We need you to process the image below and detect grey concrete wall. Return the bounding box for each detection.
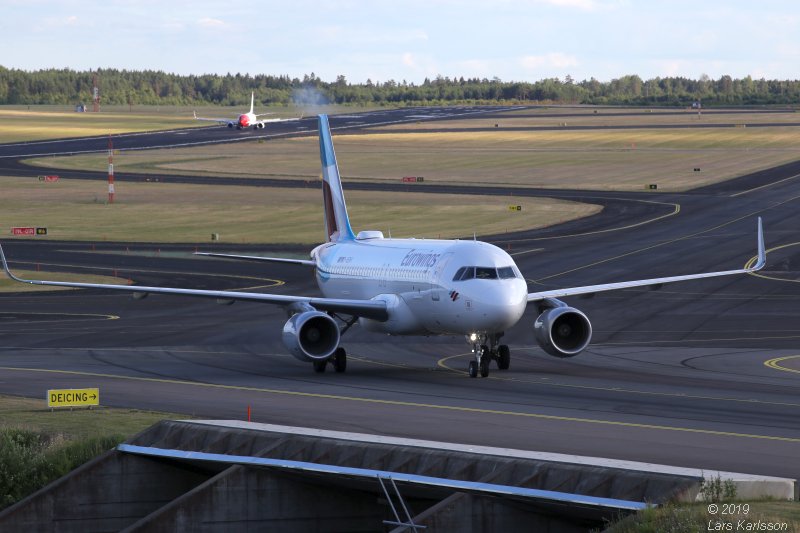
[0,420,728,531]
[123,465,391,533]
[0,449,209,532]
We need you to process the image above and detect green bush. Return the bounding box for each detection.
[0,428,123,509]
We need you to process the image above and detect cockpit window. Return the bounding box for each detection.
[475,267,498,279]
[454,266,520,281]
[459,267,475,280]
[498,266,517,279]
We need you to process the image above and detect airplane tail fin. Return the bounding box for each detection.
[249,92,255,114]
[318,115,355,242]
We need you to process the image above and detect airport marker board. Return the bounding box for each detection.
[47,388,99,408]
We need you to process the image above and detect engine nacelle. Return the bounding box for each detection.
[255,123,265,129]
[534,306,592,358]
[282,311,340,362]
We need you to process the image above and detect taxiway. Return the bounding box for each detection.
[0,106,799,479]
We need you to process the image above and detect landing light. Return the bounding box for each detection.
[469,333,478,342]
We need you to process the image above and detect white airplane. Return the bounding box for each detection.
[192,92,300,130]
[0,115,766,378]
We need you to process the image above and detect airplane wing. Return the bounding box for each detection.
[527,218,766,302]
[194,252,316,267]
[192,110,234,125]
[0,245,387,321]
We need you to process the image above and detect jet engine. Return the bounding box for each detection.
[282,311,340,362]
[534,306,592,358]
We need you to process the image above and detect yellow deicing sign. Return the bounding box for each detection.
[47,388,99,408]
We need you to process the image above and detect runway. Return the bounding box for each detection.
[1,106,799,479]
[0,105,522,159]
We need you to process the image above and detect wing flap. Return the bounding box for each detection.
[0,245,387,321]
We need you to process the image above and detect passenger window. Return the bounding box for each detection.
[475,267,497,279]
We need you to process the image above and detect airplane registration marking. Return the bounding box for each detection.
[1,366,798,443]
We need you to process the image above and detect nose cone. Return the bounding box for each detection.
[468,279,527,332]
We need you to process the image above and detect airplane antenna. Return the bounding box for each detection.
[473,232,477,241]
[388,227,392,238]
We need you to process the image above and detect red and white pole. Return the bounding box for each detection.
[107,134,115,203]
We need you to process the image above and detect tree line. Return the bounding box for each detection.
[0,66,798,107]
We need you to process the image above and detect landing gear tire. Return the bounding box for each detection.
[332,347,347,373]
[497,345,510,370]
[312,360,327,373]
[479,359,490,378]
[468,360,478,378]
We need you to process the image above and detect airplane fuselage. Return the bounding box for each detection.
[312,235,528,336]
[237,112,256,128]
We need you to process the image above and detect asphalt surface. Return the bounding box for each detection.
[0,105,522,159]
[1,106,800,480]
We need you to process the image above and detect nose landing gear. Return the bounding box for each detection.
[466,333,510,378]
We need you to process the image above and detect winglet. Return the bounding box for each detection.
[193,110,197,119]
[750,217,766,271]
[0,244,29,284]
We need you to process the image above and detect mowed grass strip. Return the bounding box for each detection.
[0,104,369,143]
[27,126,800,191]
[0,394,177,442]
[0,177,598,244]
[0,108,205,142]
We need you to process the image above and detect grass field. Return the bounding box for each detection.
[26,117,800,192]
[0,394,177,440]
[0,176,599,244]
[0,107,205,142]
[0,394,181,509]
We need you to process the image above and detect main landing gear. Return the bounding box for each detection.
[312,313,357,374]
[313,347,347,373]
[466,333,510,378]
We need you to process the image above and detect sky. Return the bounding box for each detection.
[2,0,799,84]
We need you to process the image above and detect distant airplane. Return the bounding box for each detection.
[0,115,766,378]
[193,92,301,130]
